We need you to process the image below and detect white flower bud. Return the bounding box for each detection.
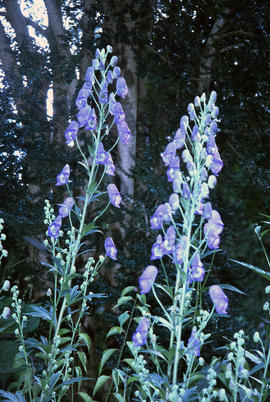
[2,306,10,319]
[2,280,10,291]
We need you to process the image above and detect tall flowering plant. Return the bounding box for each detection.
[0,46,131,401]
[100,91,233,401]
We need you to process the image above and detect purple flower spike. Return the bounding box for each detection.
[111,102,126,124]
[59,197,74,218]
[161,142,176,166]
[65,121,79,146]
[209,285,228,315]
[190,253,205,282]
[180,115,189,133]
[132,317,150,347]
[77,105,91,127]
[96,142,108,165]
[48,215,62,239]
[116,77,128,98]
[151,234,164,260]
[107,183,122,208]
[56,164,70,186]
[187,329,201,356]
[139,265,158,294]
[104,237,117,260]
[85,108,97,131]
[173,129,186,149]
[117,121,131,144]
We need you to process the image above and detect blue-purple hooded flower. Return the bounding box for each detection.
[139,265,158,294]
[189,253,205,282]
[132,317,150,347]
[116,77,128,98]
[173,129,185,149]
[161,143,176,166]
[174,235,187,264]
[56,164,70,186]
[104,237,117,260]
[107,183,122,208]
[96,142,108,165]
[77,105,91,127]
[65,121,79,146]
[76,88,91,110]
[111,102,125,124]
[187,329,201,356]
[58,197,74,218]
[209,285,228,315]
[48,215,62,239]
[117,121,131,144]
[85,108,97,131]
[151,234,164,260]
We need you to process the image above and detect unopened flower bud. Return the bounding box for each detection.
[2,306,10,319]
[2,280,10,291]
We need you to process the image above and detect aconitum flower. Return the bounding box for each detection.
[180,115,189,133]
[85,66,95,84]
[132,317,150,347]
[85,108,97,131]
[207,136,218,156]
[173,171,183,193]
[182,181,191,200]
[187,329,200,356]
[174,235,187,264]
[116,77,128,98]
[210,121,218,135]
[117,121,131,144]
[192,124,200,142]
[106,70,113,85]
[110,55,118,67]
[2,306,10,320]
[76,88,91,110]
[209,285,228,315]
[211,106,219,119]
[162,225,176,254]
[112,66,121,79]
[161,142,176,166]
[173,129,186,149]
[204,210,224,249]
[150,204,166,230]
[92,58,100,70]
[208,175,217,189]
[139,265,158,294]
[111,102,125,124]
[203,202,212,220]
[189,253,205,282]
[167,156,180,182]
[211,153,223,176]
[77,105,91,127]
[207,90,217,111]
[58,197,74,218]
[56,164,70,186]
[187,103,196,120]
[105,154,115,176]
[194,96,200,107]
[48,215,62,239]
[107,183,122,208]
[65,121,79,146]
[104,237,117,260]
[169,193,179,211]
[99,83,108,104]
[151,234,164,260]
[96,143,108,165]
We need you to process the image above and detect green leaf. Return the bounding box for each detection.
[113,393,125,402]
[79,332,91,352]
[106,326,124,339]
[78,351,87,373]
[121,286,136,297]
[99,348,117,375]
[118,311,130,327]
[229,258,270,281]
[81,223,100,238]
[218,283,247,296]
[93,375,110,396]
[113,296,133,310]
[78,392,97,402]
